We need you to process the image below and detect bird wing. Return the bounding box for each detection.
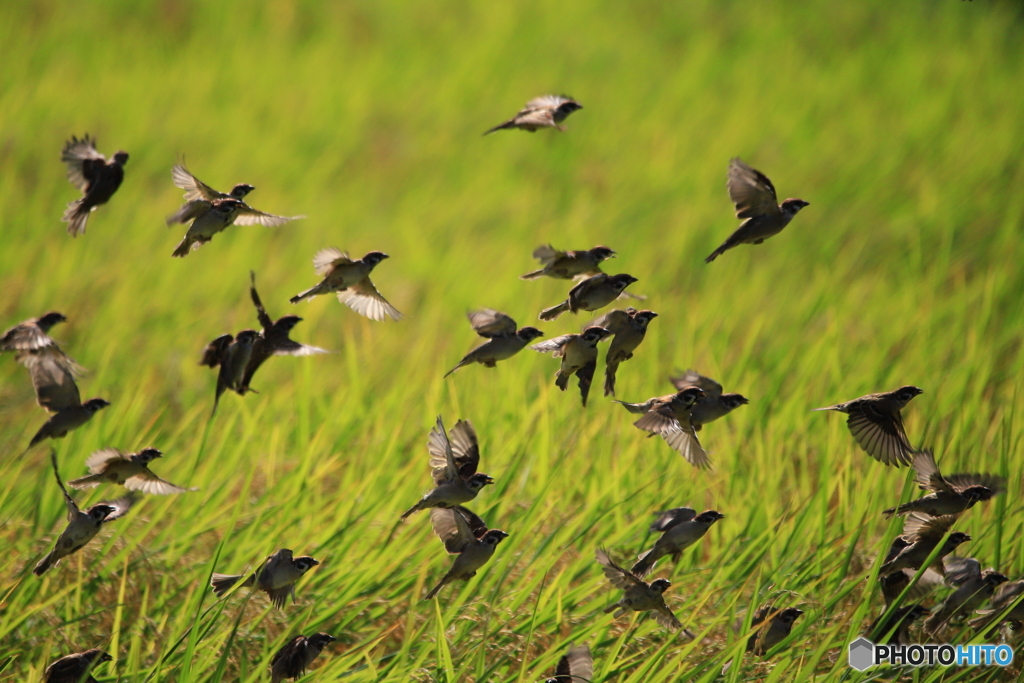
[101,495,135,521]
[231,205,301,227]
[653,604,683,630]
[530,335,574,355]
[271,339,329,357]
[125,470,192,495]
[846,403,913,466]
[911,449,951,492]
[650,507,698,532]
[727,158,780,219]
[661,426,710,469]
[564,643,593,682]
[249,271,275,330]
[62,136,105,191]
[199,334,233,368]
[944,471,1007,495]
[568,273,607,300]
[448,419,481,478]
[313,248,349,275]
[84,448,129,474]
[943,557,982,586]
[337,278,402,321]
[24,348,81,411]
[524,95,572,110]
[2,322,55,352]
[595,548,641,590]
[430,505,480,553]
[531,243,565,267]
[50,449,80,521]
[902,512,957,542]
[166,199,213,226]
[270,635,305,671]
[171,164,224,201]
[669,369,723,398]
[467,309,517,338]
[427,415,461,484]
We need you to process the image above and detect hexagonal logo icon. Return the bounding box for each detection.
[848,637,875,671]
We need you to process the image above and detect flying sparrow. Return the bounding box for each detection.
[968,579,1024,633]
[424,505,509,600]
[199,330,259,416]
[880,512,971,575]
[531,326,612,406]
[746,605,804,656]
[813,385,923,467]
[270,633,336,683]
[923,558,1008,633]
[44,649,113,683]
[520,244,615,280]
[539,273,638,321]
[591,308,657,396]
[878,563,943,608]
[401,416,494,519]
[167,164,302,257]
[210,548,319,609]
[617,386,709,468]
[444,309,543,378]
[883,449,1004,518]
[544,642,593,683]
[2,312,69,354]
[68,447,195,494]
[705,158,809,263]
[34,450,131,576]
[240,271,329,394]
[60,135,128,237]
[19,347,109,454]
[289,249,401,321]
[596,548,682,630]
[869,604,930,645]
[668,370,750,427]
[631,508,724,577]
[484,95,583,134]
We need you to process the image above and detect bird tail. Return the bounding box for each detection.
[443,359,467,379]
[483,119,515,136]
[33,551,56,576]
[424,574,449,600]
[520,268,545,280]
[602,603,618,614]
[604,362,619,397]
[555,371,569,391]
[289,284,324,304]
[881,505,904,519]
[631,550,655,577]
[539,301,569,321]
[172,237,195,258]
[613,400,646,415]
[62,200,90,237]
[210,573,244,597]
[400,502,423,519]
[68,473,104,489]
[811,405,838,412]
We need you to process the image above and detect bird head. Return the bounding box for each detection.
[632,310,658,329]
[557,99,583,115]
[778,608,805,626]
[236,329,260,345]
[962,485,995,504]
[481,529,509,546]
[466,473,495,491]
[230,183,255,199]
[947,532,972,548]
[83,398,112,412]
[722,393,751,409]
[590,245,615,261]
[293,556,320,573]
[894,386,924,404]
[676,386,706,408]
[780,198,809,216]
[984,571,1010,588]
[82,649,114,665]
[362,251,390,265]
[650,578,672,593]
[517,326,545,342]
[38,312,69,330]
[88,504,118,521]
[580,326,612,344]
[696,510,725,525]
[275,315,303,332]
[113,151,130,165]
[608,274,638,291]
[309,633,337,648]
[136,448,163,463]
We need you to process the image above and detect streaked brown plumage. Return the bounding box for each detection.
[68,447,195,495]
[289,249,401,321]
[880,512,971,575]
[668,370,750,426]
[924,558,1008,633]
[401,416,493,519]
[61,135,128,237]
[596,548,682,630]
[270,633,336,683]
[617,387,709,468]
[485,95,583,134]
[592,308,657,396]
[1,312,68,354]
[521,244,615,280]
[631,509,724,577]
[44,649,113,683]
[883,449,1005,518]
[424,505,508,600]
[813,385,923,467]
[19,347,109,454]
[531,326,612,406]
[968,579,1024,633]
[545,643,593,683]
[199,329,259,416]
[539,273,638,321]
[210,548,319,609]
[705,158,809,263]
[746,606,804,656]
[444,309,543,377]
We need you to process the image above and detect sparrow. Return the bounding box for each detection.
[484,95,583,134]
[60,134,128,237]
[813,385,923,467]
[617,386,709,468]
[521,245,615,280]
[401,416,494,518]
[539,273,638,321]
[289,249,401,321]
[631,508,725,577]
[668,370,750,426]
[44,649,113,683]
[869,604,930,645]
[270,633,336,683]
[878,564,943,607]
[544,642,593,683]
[882,449,1005,518]
[591,308,658,396]
[240,271,329,394]
[167,164,302,257]
[424,505,509,600]
[530,326,613,406]
[210,548,319,609]
[1,312,68,354]
[596,548,682,630]
[20,347,109,454]
[923,558,1008,633]
[443,309,543,378]
[199,329,259,416]
[879,512,971,575]
[746,606,804,656]
[704,158,809,263]
[968,579,1024,633]
[35,450,131,576]
[68,447,195,494]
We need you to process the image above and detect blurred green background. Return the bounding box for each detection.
[1,1,1022,681]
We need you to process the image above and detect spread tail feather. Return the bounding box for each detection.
[539,301,569,321]
[520,268,545,280]
[68,474,104,489]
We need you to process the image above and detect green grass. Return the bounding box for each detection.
[2,0,1023,681]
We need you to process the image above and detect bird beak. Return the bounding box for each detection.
[484,476,495,485]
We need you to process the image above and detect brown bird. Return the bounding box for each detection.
[869,604,930,645]
[631,508,724,577]
[521,244,615,280]
[60,135,128,237]
[883,449,1005,518]
[924,558,1008,633]
[44,649,113,683]
[289,249,401,321]
[531,326,612,406]
[167,164,302,257]
[596,548,682,630]
[270,633,336,683]
[400,416,494,519]
[545,643,593,683]
[968,579,1024,633]
[68,447,195,495]
[539,273,638,321]
[211,548,319,609]
[617,387,709,468]
[668,370,750,426]
[705,158,809,263]
[485,95,583,134]
[35,450,131,576]
[746,606,804,656]
[813,386,923,467]
[240,271,329,394]
[878,564,943,608]
[1,312,68,354]
[444,309,544,378]
[20,347,109,454]
[424,505,509,600]
[591,308,658,396]
[199,329,259,416]
[880,513,971,575]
